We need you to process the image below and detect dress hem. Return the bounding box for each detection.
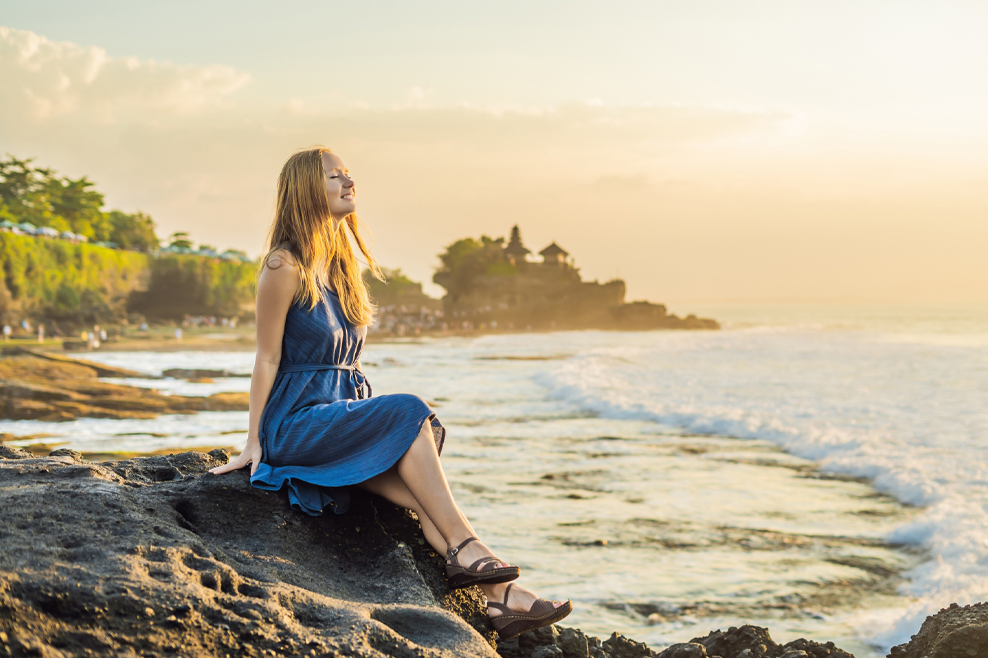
[250,414,445,517]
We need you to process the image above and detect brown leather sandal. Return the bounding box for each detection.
[445,537,520,589]
[488,583,574,639]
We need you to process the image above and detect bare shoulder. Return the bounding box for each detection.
[259,249,300,295]
[265,248,298,272]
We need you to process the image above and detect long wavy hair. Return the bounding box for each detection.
[262,147,383,327]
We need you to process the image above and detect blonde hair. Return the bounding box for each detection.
[262,147,384,326]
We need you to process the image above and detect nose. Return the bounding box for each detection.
[342,173,354,187]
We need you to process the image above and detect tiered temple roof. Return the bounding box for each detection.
[503,226,569,266]
[504,225,531,263]
[538,242,568,265]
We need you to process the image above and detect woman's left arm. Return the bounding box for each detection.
[209,251,299,475]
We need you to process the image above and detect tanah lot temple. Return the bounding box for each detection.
[433,225,719,331]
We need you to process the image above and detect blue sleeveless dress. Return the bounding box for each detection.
[250,284,445,516]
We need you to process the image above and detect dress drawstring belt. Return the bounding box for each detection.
[278,364,372,399]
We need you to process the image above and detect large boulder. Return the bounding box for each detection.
[888,602,988,658]
[0,450,495,658]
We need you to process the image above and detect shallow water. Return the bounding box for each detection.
[6,304,987,655]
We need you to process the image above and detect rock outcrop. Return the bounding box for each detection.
[887,602,988,658]
[495,622,855,658]
[0,355,248,422]
[4,448,979,658]
[0,449,494,657]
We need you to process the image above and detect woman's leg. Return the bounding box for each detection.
[393,420,566,616]
[356,466,445,554]
[358,464,566,618]
[392,419,486,552]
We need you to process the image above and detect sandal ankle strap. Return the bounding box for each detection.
[487,584,514,614]
[446,536,478,562]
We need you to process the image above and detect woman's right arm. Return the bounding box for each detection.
[209,251,299,476]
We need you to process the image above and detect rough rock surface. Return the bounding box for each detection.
[887,602,988,658]
[162,369,250,380]
[6,348,144,379]
[5,448,975,658]
[0,450,494,657]
[0,355,248,422]
[495,623,855,658]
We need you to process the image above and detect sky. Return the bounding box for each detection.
[1,1,987,304]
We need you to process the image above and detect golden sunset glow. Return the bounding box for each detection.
[2,1,986,303]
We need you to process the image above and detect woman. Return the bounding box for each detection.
[209,147,572,639]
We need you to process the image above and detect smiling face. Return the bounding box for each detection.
[321,151,356,225]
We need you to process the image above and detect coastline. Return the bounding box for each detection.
[3,323,986,654]
[5,320,724,355]
[0,345,928,655]
[0,448,979,657]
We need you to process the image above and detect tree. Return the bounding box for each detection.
[106,210,158,252]
[432,235,510,304]
[43,175,105,240]
[168,232,194,250]
[0,156,54,227]
[127,255,255,320]
[0,155,160,247]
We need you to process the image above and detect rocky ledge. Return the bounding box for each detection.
[0,353,248,422]
[0,447,982,658]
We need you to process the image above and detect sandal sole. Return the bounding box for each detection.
[447,567,520,590]
[494,600,574,640]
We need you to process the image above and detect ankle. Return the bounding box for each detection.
[445,533,477,553]
[481,582,506,600]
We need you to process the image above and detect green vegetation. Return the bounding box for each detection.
[0,155,257,327]
[0,156,158,251]
[167,231,194,250]
[366,268,412,304]
[432,236,517,306]
[365,267,439,308]
[0,232,149,324]
[0,234,257,326]
[127,255,256,320]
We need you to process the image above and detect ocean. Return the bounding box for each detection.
[5,303,986,656]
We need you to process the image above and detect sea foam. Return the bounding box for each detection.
[533,327,988,650]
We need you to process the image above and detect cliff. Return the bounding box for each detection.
[0,233,255,327]
[0,233,148,326]
[0,448,979,658]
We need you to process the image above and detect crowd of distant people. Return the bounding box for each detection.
[0,315,246,348]
[1,319,115,347]
[369,304,447,336]
[2,302,526,349]
[181,315,239,329]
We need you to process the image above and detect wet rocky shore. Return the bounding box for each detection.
[0,448,981,658]
[0,351,248,423]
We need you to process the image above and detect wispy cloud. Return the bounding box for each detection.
[0,25,249,122]
[2,24,984,303]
